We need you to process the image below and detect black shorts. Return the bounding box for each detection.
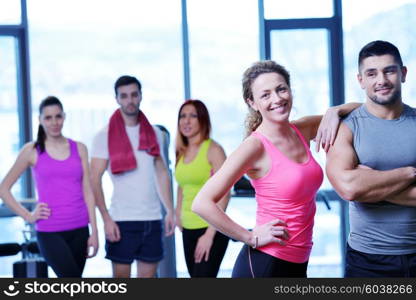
[345,243,416,277]
[105,220,163,264]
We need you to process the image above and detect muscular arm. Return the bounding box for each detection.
[326,123,416,202]
[387,185,416,207]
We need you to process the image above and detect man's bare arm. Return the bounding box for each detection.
[326,123,416,202]
[385,185,416,206]
[90,158,110,221]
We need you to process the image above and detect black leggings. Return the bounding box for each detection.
[232,244,308,278]
[36,226,89,278]
[182,228,229,277]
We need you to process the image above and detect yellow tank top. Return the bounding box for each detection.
[175,139,212,229]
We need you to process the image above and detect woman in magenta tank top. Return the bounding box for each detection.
[0,96,98,277]
[192,61,360,277]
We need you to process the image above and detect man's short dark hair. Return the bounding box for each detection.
[358,40,403,70]
[114,75,142,96]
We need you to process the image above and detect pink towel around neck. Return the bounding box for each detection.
[108,109,160,174]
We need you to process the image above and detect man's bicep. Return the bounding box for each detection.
[326,123,358,178]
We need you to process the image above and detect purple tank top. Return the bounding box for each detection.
[32,139,89,232]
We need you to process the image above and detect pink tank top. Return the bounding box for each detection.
[250,124,323,263]
[32,139,89,232]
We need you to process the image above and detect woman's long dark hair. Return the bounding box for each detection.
[34,96,64,153]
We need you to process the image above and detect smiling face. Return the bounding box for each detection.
[39,104,65,138]
[178,104,201,140]
[247,72,292,123]
[358,54,407,106]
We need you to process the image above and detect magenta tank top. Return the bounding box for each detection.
[32,139,89,232]
[250,124,323,263]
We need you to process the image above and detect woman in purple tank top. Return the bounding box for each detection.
[192,61,361,278]
[0,96,98,277]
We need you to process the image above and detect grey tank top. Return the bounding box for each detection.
[343,104,416,255]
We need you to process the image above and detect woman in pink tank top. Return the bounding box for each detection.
[192,61,360,277]
[0,96,98,277]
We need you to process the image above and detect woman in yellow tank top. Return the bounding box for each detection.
[174,99,230,277]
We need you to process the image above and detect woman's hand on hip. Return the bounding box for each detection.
[251,219,289,248]
[28,202,50,223]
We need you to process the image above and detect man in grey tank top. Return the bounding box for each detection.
[326,40,416,277]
